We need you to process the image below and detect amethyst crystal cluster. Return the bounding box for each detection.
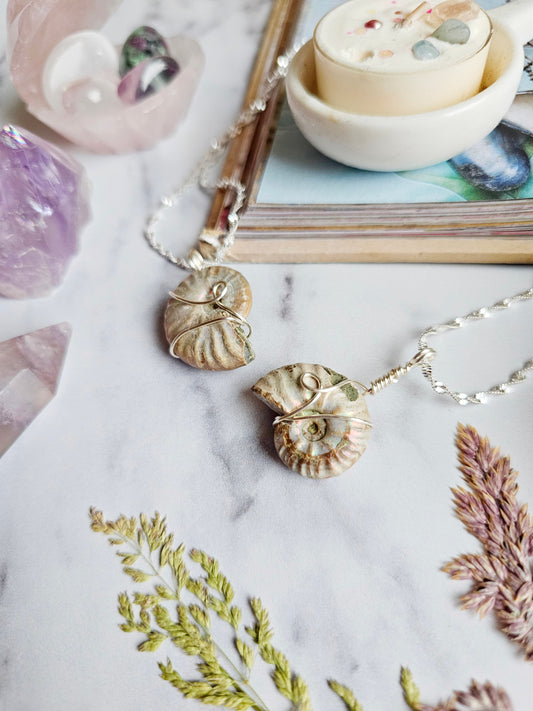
[0,125,90,298]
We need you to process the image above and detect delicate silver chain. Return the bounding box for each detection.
[418,287,533,405]
[144,52,296,272]
[143,49,532,408]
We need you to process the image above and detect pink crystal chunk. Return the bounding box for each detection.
[0,323,71,457]
[0,125,90,299]
[7,0,205,153]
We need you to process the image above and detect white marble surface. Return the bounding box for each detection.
[1,2,533,710]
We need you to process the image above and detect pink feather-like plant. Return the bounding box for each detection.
[443,424,533,662]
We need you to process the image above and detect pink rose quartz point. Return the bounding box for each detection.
[0,322,71,457]
[0,125,90,299]
[7,0,205,153]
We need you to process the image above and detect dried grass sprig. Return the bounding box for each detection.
[90,508,313,711]
[91,508,513,710]
[443,424,533,661]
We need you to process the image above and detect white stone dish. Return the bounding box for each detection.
[286,0,533,171]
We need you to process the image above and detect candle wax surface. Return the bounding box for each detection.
[314,0,492,73]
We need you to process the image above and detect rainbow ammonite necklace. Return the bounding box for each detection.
[144,53,298,372]
[250,289,532,478]
[144,53,532,479]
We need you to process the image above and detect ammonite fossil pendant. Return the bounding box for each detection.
[164,266,254,371]
[252,362,372,478]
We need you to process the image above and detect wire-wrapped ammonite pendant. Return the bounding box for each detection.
[164,266,254,370]
[252,363,372,478]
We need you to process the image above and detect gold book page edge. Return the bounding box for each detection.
[229,234,533,264]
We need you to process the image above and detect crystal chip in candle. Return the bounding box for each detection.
[0,323,71,457]
[0,125,90,298]
[412,39,440,60]
[119,26,170,77]
[433,18,471,44]
[62,74,121,114]
[42,30,118,112]
[432,0,480,23]
[118,56,180,104]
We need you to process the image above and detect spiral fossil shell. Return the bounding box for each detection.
[252,363,371,479]
[164,266,254,371]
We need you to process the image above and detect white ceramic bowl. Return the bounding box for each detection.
[286,1,533,171]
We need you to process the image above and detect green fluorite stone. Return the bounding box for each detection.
[119,26,169,77]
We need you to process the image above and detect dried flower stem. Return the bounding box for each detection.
[443,424,533,661]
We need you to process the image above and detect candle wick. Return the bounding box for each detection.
[401,1,432,27]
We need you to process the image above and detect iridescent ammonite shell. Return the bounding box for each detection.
[252,362,372,478]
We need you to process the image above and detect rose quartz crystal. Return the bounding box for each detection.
[0,323,71,457]
[7,0,205,153]
[0,125,90,299]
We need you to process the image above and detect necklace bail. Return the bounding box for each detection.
[410,347,436,367]
[186,248,206,271]
[367,347,436,396]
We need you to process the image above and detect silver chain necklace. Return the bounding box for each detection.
[144,49,532,476]
[252,287,532,478]
[418,288,533,405]
[144,52,294,371]
[144,51,293,271]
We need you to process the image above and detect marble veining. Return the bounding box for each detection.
[0,562,7,598]
[279,273,294,320]
[0,1,532,710]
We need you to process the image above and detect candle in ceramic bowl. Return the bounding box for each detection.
[313,0,493,115]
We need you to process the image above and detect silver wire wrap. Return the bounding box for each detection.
[273,372,373,429]
[167,280,252,359]
[144,50,300,272]
[366,347,436,395]
[417,287,533,405]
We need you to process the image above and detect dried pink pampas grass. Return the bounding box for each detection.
[401,668,514,711]
[420,679,513,711]
[443,424,533,661]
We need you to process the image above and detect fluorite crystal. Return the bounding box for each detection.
[118,56,180,104]
[0,125,90,298]
[119,26,169,77]
[0,323,71,457]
